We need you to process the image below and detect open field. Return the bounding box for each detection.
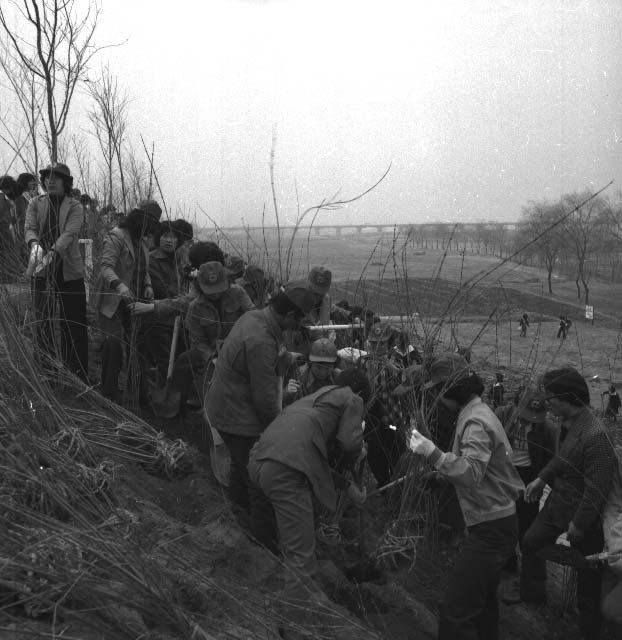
[216,230,622,319]
[215,230,622,389]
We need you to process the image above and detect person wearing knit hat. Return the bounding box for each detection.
[497,387,559,603]
[408,358,523,639]
[520,367,618,638]
[24,162,89,380]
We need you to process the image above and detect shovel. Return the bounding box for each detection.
[203,409,231,487]
[151,316,182,418]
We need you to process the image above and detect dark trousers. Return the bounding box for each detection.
[218,430,275,550]
[438,514,518,640]
[99,309,147,405]
[32,273,88,380]
[364,417,406,487]
[522,505,603,639]
[512,466,545,583]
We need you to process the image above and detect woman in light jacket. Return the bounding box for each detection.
[92,207,160,401]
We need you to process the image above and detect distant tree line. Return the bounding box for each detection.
[407,190,622,305]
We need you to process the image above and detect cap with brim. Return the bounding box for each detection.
[197,262,229,295]
[40,162,72,179]
[423,353,471,390]
[517,387,547,423]
[283,280,316,315]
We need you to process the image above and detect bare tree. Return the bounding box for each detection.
[86,64,129,211]
[561,191,608,305]
[0,50,44,172]
[520,200,565,294]
[0,0,108,163]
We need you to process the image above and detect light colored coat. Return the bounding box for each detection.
[92,227,151,318]
[429,396,525,527]
[24,195,85,281]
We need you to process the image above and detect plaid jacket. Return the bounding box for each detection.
[539,407,617,531]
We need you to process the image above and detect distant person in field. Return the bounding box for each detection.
[24,163,89,380]
[557,315,568,339]
[519,313,529,337]
[603,385,621,422]
[489,372,505,409]
[522,367,617,638]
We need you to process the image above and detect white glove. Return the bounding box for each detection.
[33,250,55,275]
[25,242,45,277]
[408,429,435,458]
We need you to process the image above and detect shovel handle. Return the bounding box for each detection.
[166,316,181,382]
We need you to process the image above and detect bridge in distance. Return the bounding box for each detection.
[207,221,519,237]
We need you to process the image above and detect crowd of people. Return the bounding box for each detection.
[2,162,622,640]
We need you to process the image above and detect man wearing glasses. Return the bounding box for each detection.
[521,367,617,640]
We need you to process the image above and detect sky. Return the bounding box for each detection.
[5,0,622,227]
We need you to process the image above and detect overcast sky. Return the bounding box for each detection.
[8,0,622,227]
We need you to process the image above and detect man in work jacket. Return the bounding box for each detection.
[408,353,524,640]
[25,163,89,380]
[248,369,369,605]
[523,367,617,640]
[205,281,316,524]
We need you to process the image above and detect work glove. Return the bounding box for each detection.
[347,482,367,506]
[33,250,55,276]
[567,522,585,545]
[408,429,435,458]
[25,242,45,277]
[143,284,154,301]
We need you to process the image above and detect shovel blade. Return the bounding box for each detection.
[151,384,182,418]
[210,444,231,487]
